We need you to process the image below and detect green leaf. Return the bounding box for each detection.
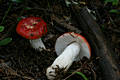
[75,72,88,80]
[112,0,119,6]
[24,7,32,10]
[104,0,114,3]
[104,0,119,6]
[0,26,5,32]
[17,17,22,21]
[101,25,105,31]
[109,9,119,13]
[0,38,12,46]
[11,0,24,3]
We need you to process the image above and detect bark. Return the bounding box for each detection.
[71,6,120,80]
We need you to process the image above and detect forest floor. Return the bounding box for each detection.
[0,0,120,80]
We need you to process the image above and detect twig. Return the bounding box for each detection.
[1,3,13,25]
[91,67,96,80]
[0,63,19,76]
[51,15,82,34]
[27,7,52,12]
[63,61,88,80]
[63,67,82,80]
[87,61,97,80]
[0,63,34,80]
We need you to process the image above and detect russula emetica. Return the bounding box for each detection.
[16,17,47,51]
[46,32,91,80]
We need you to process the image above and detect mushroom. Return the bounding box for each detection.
[46,32,91,80]
[16,17,47,51]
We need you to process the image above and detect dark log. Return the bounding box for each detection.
[71,6,120,80]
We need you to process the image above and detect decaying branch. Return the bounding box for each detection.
[51,15,82,34]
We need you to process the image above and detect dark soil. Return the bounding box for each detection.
[0,0,120,80]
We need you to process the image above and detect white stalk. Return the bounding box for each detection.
[29,38,46,51]
[46,42,80,80]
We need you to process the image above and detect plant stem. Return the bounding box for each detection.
[75,72,88,80]
[1,2,13,25]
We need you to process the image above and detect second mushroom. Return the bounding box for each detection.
[46,32,91,80]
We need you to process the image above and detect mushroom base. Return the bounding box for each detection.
[30,38,46,51]
[46,42,80,80]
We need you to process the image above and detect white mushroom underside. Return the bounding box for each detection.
[46,42,80,80]
[29,38,46,51]
[55,32,91,61]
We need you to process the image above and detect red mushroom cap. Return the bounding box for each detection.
[16,17,47,39]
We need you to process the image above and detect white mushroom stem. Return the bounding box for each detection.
[46,42,80,80]
[29,38,46,51]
